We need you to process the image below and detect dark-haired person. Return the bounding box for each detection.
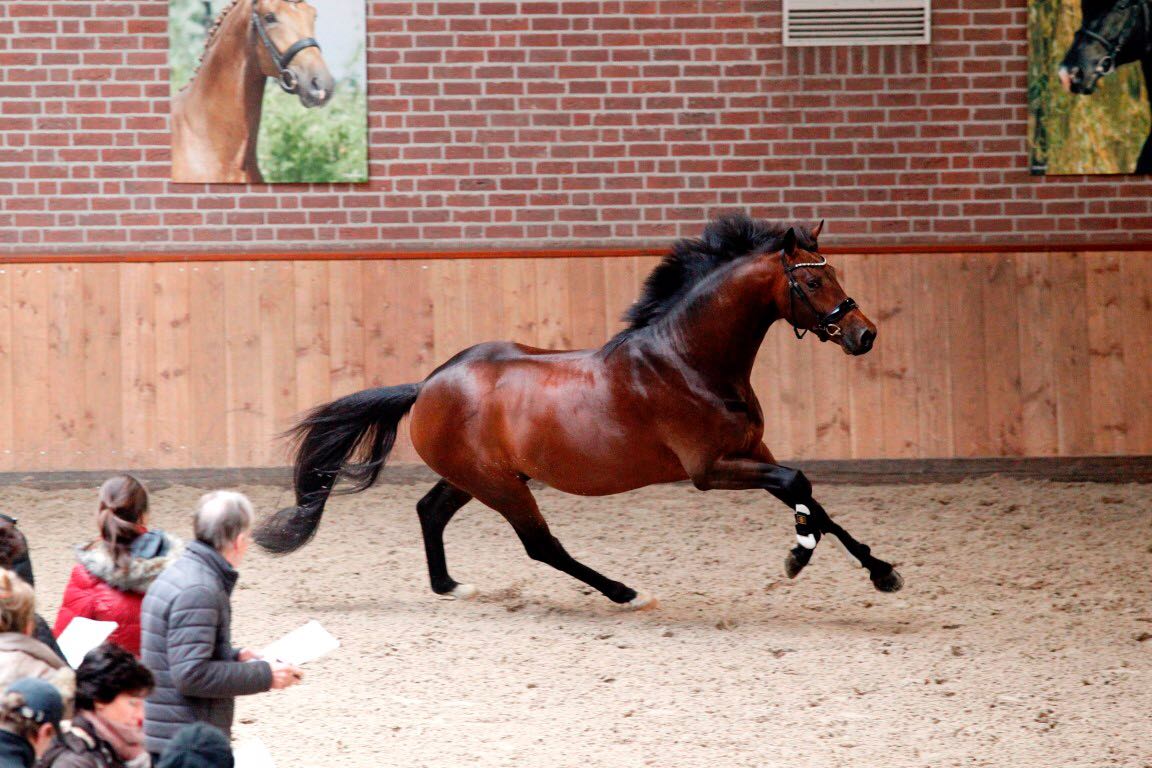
[38,643,153,768]
[54,475,182,657]
[156,723,232,768]
[0,521,65,662]
[0,678,64,767]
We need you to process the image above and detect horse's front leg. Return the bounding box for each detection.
[697,457,903,593]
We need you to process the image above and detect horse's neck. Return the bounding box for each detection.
[659,259,781,384]
[180,7,265,166]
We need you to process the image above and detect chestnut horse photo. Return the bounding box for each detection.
[171,0,334,183]
[256,214,903,608]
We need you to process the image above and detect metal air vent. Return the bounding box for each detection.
[783,0,931,46]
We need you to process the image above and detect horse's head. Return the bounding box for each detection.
[774,223,877,356]
[1059,0,1149,94]
[251,0,334,108]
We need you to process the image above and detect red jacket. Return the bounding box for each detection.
[53,534,181,657]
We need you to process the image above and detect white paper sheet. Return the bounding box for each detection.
[56,617,118,669]
[260,620,339,666]
[233,736,278,768]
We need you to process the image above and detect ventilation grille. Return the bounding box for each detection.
[783,0,931,46]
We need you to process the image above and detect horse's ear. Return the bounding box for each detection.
[811,219,824,240]
[781,227,797,256]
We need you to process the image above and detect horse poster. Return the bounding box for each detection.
[1028,0,1152,174]
[169,0,368,183]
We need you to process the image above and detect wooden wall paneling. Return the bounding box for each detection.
[981,254,1024,456]
[153,265,191,468]
[1014,253,1058,455]
[500,258,541,346]
[772,305,817,459]
[292,262,332,417]
[258,263,299,466]
[875,253,919,457]
[0,269,12,471]
[119,264,157,468]
[379,260,433,462]
[1084,252,1128,453]
[187,264,227,467]
[47,265,84,468]
[947,254,991,456]
[222,264,263,467]
[1049,252,1094,454]
[9,268,52,470]
[1120,254,1152,451]
[430,260,471,365]
[465,259,503,347]
[910,254,955,457]
[601,256,641,339]
[82,265,123,469]
[846,253,886,459]
[566,258,607,348]
[534,258,573,350]
[327,261,366,400]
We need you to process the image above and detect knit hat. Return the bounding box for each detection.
[4,678,64,730]
[156,723,234,768]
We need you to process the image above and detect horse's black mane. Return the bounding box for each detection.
[621,213,818,332]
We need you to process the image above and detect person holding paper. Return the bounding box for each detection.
[140,492,301,759]
[0,571,74,709]
[54,475,183,657]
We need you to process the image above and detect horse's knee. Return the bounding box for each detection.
[522,535,565,564]
[780,467,812,502]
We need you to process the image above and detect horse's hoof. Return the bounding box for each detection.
[784,551,807,579]
[871,569,904,593]
[624,591,659,611]
[447,583,478,600]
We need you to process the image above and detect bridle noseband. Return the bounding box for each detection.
[1074,0,1152,75]
[251,0,321,93]
[781,250,858,341]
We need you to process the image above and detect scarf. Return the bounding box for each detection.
[80,710,147,763]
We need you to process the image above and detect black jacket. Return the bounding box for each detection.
[37,715,125,768]
[0,729,34,768]
[140,542,271,755]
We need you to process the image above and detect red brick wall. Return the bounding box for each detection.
[2,0,1150,252]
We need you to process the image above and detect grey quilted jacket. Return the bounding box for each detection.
[140,541,272,755]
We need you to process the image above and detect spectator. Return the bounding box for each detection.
[54,475,182,656]
[0,678,64,767]
[155,724,232,768]
[0,571,73,706]
[0,518,65,662]
[141,491,301,758]
[38,643,153,768]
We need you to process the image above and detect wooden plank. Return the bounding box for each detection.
[910,253,954,457]
[601,256,640,340]
[187,264,227,467]
[500,259,540,345]
[9,267,50,470]
[258,263,299,466]
[464,259,502,347]
[223,263,263,467]
[82,265,123,469]
[430,260,471,364]
[566,258,607,348]
[1014,253,1058,456]
[0,268,11,471]
[534,258,572,350]
[980,253,1024,456]
[1084,252,1127,454]
[376,260,433,463]
[1120,254,1152,452]
[328,261,366,400]
[874,253,919,457]
[119,264,157,468]
[153,264,191,468]
[846,253,885,459]
[1050,252,1093,454]
[946,254,990,457]
[293,262,331,415]
[45,265,85,468]
[808,255,853,459]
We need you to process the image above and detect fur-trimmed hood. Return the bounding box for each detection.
[76,533,184,594]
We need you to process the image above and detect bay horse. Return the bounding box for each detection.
[1059,0,1152,172]
[255,214,903,608]
[171,0,334,183]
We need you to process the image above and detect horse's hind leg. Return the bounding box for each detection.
[475,479,653,609]
[416,479,476,599]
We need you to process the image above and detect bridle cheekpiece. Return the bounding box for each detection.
[780,250,858,341]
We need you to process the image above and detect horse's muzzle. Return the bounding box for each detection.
[1058,65,1098,95]
[295,71,335,108]
[842,325,876,356]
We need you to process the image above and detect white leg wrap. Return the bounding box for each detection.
[794,504,817,549]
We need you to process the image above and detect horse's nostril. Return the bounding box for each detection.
[858,329,875,353]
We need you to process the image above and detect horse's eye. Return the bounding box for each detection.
[806,279,821,290]
[264,13,277,23]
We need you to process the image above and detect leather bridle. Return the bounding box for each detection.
[251,0,321,93]
[780,250,858,340]
[1074,0,1152,76]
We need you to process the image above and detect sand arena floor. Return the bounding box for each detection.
[10,476,1151,768]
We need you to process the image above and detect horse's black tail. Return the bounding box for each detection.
[254,383,420,554]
